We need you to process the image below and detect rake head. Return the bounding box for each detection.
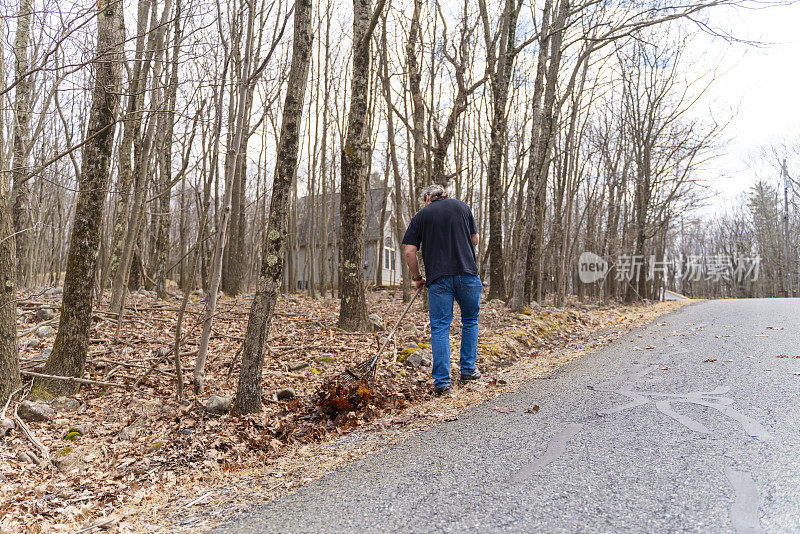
[343,354,378,383]
[341,286,423,384]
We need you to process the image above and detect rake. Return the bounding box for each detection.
[343,286,424,383]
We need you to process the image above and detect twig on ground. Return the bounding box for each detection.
[72,512,126,533]
[17,317,58,338]
[184,491,213,508]
[1,386,24,419]
[20,371,164,398]
[135,350,197,387]
[13,405,50,466]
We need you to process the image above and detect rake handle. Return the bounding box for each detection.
[371,285,424,365]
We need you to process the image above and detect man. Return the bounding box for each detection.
[402,184,482,396]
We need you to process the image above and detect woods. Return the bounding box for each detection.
[2,0,799,530]
[0,0,797,402]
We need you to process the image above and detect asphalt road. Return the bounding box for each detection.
[213,299,800,533]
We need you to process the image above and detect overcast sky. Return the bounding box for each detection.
[697,2,800,214]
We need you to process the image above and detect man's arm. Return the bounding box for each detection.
[404,244,426,288]
[471,233,479,247]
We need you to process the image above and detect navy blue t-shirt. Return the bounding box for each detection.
[402,198,479,286]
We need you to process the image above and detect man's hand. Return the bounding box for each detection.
[405,244,426,289]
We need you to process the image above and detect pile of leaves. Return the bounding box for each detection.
[231,377,424,458]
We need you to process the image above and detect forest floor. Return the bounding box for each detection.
[0,288,688,533]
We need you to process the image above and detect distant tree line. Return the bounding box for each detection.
[0,0,769,408]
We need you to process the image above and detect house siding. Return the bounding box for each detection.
[285,189,406,290]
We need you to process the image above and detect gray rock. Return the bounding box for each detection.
[403,342,419,351]
[44,287,63,297]
[35,308,56,321]
[368,313,384,331]
[1,417,14,437]
[18,400,55,422]
[16,451,36,464]
[51,396,80,412]
[26,338,41,349]
[288,361,309,371]
[40,348,52,360]
[54,453,80,473]
[276,388,296,401]
[34,325,54,338]
[403,349,430,369]
[205,395,232,415]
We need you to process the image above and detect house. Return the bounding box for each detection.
[285,186,406,290]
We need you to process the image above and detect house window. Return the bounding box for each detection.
[384,238,394,270]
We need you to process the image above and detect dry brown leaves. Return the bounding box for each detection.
[0,289,687,532]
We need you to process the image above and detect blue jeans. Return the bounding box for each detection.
[427,274,482,389]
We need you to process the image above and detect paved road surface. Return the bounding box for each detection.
[214,299,800,533]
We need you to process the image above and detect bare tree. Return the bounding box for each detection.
[235,0,314,414]
[478,0,520,301]
[194,0,257,393]
[379,15,411,301]
[11,0,32,286]
[508,0,554,311]
[337,0,387,330]
[34,0,125,398]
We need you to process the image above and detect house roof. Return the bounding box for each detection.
[295,187,392,246]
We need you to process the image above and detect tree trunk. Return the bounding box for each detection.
[0,14,23,399]
[376,158,389,287]
[34,0,124,398]
[479,0,520,301]
[103,0,152,293]
[0,180,19,404]
[11,0,32,287]
[318,6,331,298]
[380,19,411,301]
[508,0,552,311]
[407,0,425,198]
[338,0,387,330]
[234,0,313,414]
[110,0,170,310]
[194,0,255,393]
[152,0,183,299]
[222,81,253,296]
[528,0,569,304]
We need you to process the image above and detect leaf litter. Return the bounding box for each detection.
[1,290,686,532]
